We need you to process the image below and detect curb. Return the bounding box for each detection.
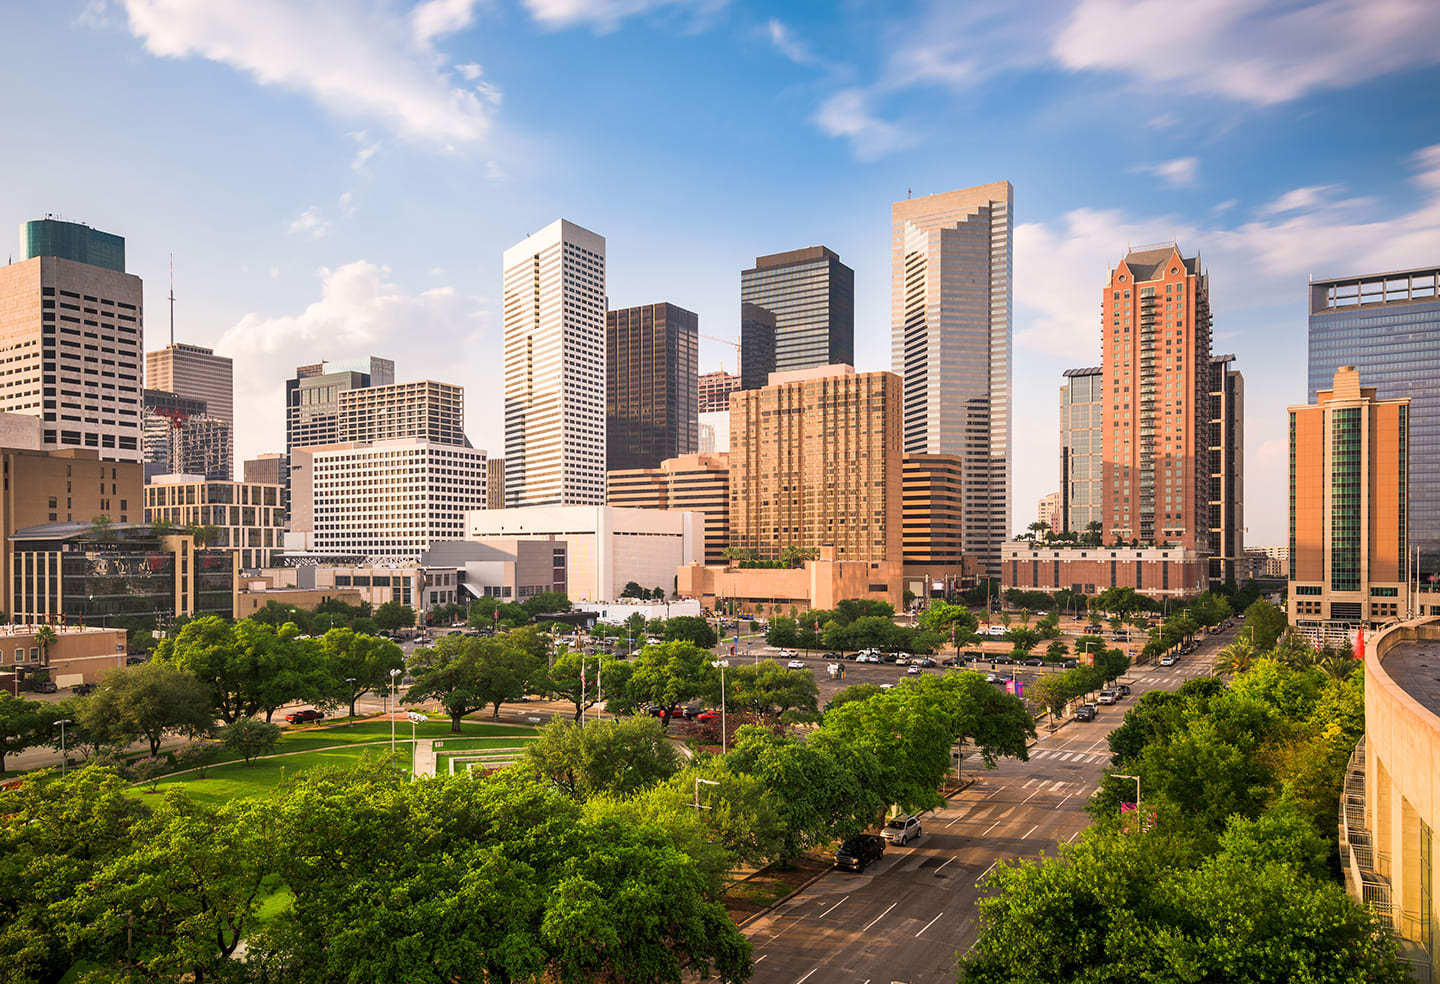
[736,860,834,928]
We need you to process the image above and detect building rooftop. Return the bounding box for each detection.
[1063,366,1103,377]
[1378,641,1440,717]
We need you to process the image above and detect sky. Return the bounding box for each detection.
[3,0,1440,547]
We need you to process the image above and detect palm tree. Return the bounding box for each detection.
[1318,648,1359,680]
[1025,521,1048,542]
[1084,520,1103,547]
[1271,628,1316,669]
[34,624,57,665]
[1214,628,1256,676]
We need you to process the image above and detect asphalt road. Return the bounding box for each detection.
[737,624,1234,984]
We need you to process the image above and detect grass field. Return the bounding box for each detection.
[431,735,539,751]
[136,743,415,808]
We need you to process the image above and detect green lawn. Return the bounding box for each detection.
[135,743,415,808]
[431,735,538,751]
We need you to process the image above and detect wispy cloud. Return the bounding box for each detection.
[109,0,496,144]
[1127,156,1200,189]
[349,131,382,173]
[766,18,818,67]
[1257,184,1343,215]
[522,0,725,34]
[812,88,913,161]
[287,206,330,238]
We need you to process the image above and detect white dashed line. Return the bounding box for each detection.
[860,902,897,933]
[818,895,848,918]
[1023,824,1039,838]
[915,911,945,937]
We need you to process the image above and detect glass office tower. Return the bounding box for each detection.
[741,247,854,376]
[1309,266,1440,576]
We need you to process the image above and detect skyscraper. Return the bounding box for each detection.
[503,219,607,507]
[891,183,1013,576]
[606,302,699,471]
[1100,244,1213,551]
[741,247,854,375]
[1308,265,1440,576]
[339,380,468,446]
[1289,366,1409,631]
[0,218,143,460]
[1208,354,1245,584]
[147,343,234,478]
[285,357,394,452]
[698,370,740,413]
[142,389,231,481]
[1060,366,1103,534]
[739,302,777,391]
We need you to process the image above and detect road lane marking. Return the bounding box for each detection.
[1057,752,1073,761]
[1050,780,1066,791]
[976,859,998,885]
[1023,777,1038,787]
[1058,792,1077,809]
[1067,830,1081,842]
[1021,786,1046,804]
[981,808,1015,835]
[936,855,958,872]
[818,895,848,918]
[795,968,819,983]
[860,901,897,933]
[915,911,945,937]
[1022,824,1039,838]
[755,955,766,963]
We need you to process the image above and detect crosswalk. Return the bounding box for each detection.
[1027,747,1110,764]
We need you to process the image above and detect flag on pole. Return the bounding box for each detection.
[1353,625,1365,661]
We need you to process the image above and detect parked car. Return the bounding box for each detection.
[1060,659,1079,669]
[1023,657,1045,667]
[906,665,922,675]
[35,680,58,693]
[916,657,937,668]
[986,673,1003,684]
[72,682,96,696]
[986,625,1007,637]
[822,652,841,660]
[1074,703,1098,722]
[695,710,720,723]
[1117,683,1132,696]
[786,659,808,670]
[1097,689,1118,705]
[777,649,797,658]
[882,814,924,845]
[991,654,1013,665]
[284,709,325,724]
[964,650,985,661]
[1114,632,1129,642]
[894,656,910,665]
[834,834,886,872]
[1160,654,1177,667]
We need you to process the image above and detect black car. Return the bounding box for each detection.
[1075,703,1097,722]
[834,834,886,872]
[916,657,937,668]
[991,654,1013,665]
[1060,659,1079,669]
[72,682,96,696]
[1117,683,1132,696]
[35,680,58,693]
[1023,657,1045,667]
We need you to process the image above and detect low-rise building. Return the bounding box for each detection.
[0,625,127,687]
[245,562,459,612]
[143,474,285,570]
[465,505,701,602]
[233,585,368,620]
[423,540,567,602]
[608,453,730,565]
[677,546,903,614]
[999,541,1209,600]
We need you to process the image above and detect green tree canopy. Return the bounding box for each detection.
[544,649,634,721]
[78,661,215,756]
[373,600,417,631]
[518,716,682,800]
[405,633,542,730]
[623,641,716,726]
[663,614,718,649]
[0,692,49,772]
[727,659,820,721]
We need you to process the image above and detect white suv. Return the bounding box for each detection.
[882,814,923,845]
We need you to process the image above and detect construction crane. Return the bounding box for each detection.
[700,334,740,376]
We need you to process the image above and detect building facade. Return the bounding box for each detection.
[0,219,144,461]
[891,183,1013,576]
[244,562,461,613]
[142,389,231,481]
[679,547,904,614]
[699,370,740,413]
[999,541,1209,600]
[1209,354,1245,584]
[145,343,233,476]
[0,625,127,687]
[901,453,967,579]
[741,246,855,375]
[1061,366,1104,534]
[338,379,467,446]
[1289,367,1409,631]
[422,540,568,602]
[698,409,730,454]
[503,219,607,507]
[1101,244,1214,550]
[294,439,488,561]
[465,505,702,602]
[243,453,285,486]
[729,365,902,563]
[1309,266,1440,581]
[284,357,394,497]
[143,474,285,570]
[606,302,699,471]
[739,302,776,392]
[607,452,730,565]
[1037,492,1061,533]
[486,456,506,510]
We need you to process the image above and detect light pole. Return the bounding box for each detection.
[692,776,719,810]
[54,719,72,776]
[345,678,356,726]
[406,710,427,779]
[389,668,403,760]
[711,659,729,754]
[1114,773,1141,809]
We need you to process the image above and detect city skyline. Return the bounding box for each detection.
[3,2,1440,544]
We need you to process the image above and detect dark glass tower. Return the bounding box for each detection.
[1308,266,1440,577]
[740,302,776,391]
[606,302,699,471]
[741,246,854,377]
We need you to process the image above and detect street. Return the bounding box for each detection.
[737,626,1231,984]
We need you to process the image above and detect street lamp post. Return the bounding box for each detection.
[711,659,729,754]
[389,668,403,760]
[54,719,72,776]
[406,710,427,779]
[692,776,719,810]
[1114,773,1141,809]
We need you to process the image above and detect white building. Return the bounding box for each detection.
[698,409,730,453]
[465,505,702,602]
[291,438,487,561]
[502,219,607,508]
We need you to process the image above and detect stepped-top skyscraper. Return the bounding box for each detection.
[741,247,853,378]
[503,219,607,507]
[891,183,1013,576]
[0,218,143,460]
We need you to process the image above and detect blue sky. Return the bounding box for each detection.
[4,0,1440,546]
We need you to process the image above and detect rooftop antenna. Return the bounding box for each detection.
[168,253,175,347]
[907,187,912,199]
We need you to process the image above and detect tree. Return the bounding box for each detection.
[220,717,281,765]
[545,649,633,721]
[405,633,542,729]
[1215,628,1258,676]
[521,590,571,619]
[664,614,718,649]
[1045,639,1069,661]
[519,716,682,800]
[172,739,222,778]
[314,627,406,721]
[623,641,715,727]
[0,693,48,772]
[620,580,646,599]
[1027,675,1072,728]
[824,682,883,714]
[1244,599,1289,652]
[1003,626,1041,653]
[373,600,416,631]
[79,662,215,756]
[728,660,820,721]
[154,616,260,724]
[32,624,56,666]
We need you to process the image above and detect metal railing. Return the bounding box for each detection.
[1338,737,1398,924]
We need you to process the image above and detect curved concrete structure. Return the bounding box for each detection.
[1353,618,1440,979]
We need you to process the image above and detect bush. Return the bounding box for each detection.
[220,718,282,766]
[126,755,169,790]
[172,739,223,778]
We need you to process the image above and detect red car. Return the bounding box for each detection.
[695,711,720,723]
[284,709,325,724]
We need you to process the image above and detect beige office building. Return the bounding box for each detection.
[143,474,284,570]
[339,380,467,446]
[608,452,730,565]
[730,365,901,563]
[1289,367,1409,633]
[891,183,1013,576]
[901,453,967,580]
[487,457,506,510]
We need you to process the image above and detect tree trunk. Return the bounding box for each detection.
[264,707,275,723]
[450,712,463,734]
[491,701,502,720]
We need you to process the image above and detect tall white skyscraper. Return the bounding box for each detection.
[503,219,607,507]
[891,182,1013,577]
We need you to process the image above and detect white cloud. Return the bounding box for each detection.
[349,132,382,173]
[338,192,356,217]
[1052,0,1440,106]
[1212,199,1238,214]
[220,262,493,463]
[812,89,913,161]
[1146,112,1177,128]
[113,0,496,144]
[523,0,724,34]
[287,206,330,239]
[1257,184,1342,215]
[1128,156,1200,188]
[767,18,818,67]
[486,160,505,180]
[456,62,482,80]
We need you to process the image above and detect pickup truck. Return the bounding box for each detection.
[1075,703,1098,722]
